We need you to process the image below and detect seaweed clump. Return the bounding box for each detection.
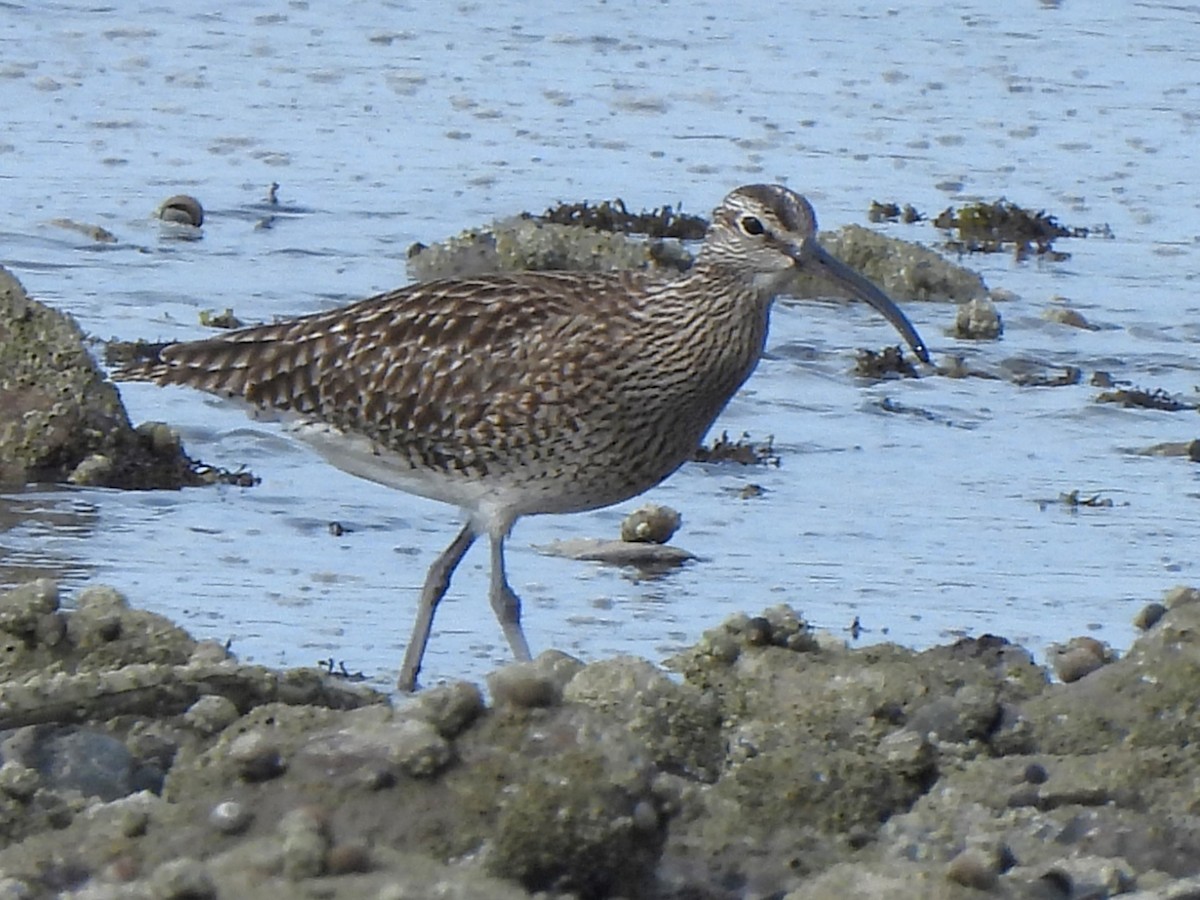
[536,197,708,240]
[693,431,780,467]
[933,200,1100,259]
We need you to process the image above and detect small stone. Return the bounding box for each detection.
[0,762,40,801]
[953,296,1003,339]
[355,765,396,791]
[411,680,484,738]
[619,503,682,544]
[1036,868,1074,898]
[209,800,252,835]
[67,453,114,486]
[184,695,241,735]
[228,731,286,782]
[488,660,560,709]
[136,421,182,455]
[189,640,233,664]
[743,616,772,645]
[75,585,130,613]
[1042,305,1095,330]
[279,807,330,880]
[1050,636,1111,683]
[1023,762,1049,784]
[0,580,60,636]
[698,628,741,664]
[631,800,659,832]
[945,846,1001,890]
[1133,601,1166,631]
[34,612,66,647]
[326,842,372,875]
[115,805,151,838]
[385,718,452,778]
[880,729,934,769]
[102,853,140,883]
[1163,585,1200,609]
[149,858,216,900]
[1052,647,1103,683]
[156,194,204,227]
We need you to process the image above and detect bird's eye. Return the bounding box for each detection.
[740,216,765,236]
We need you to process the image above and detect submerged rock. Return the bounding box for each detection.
[408,209,987,308]
[798,223,990,304]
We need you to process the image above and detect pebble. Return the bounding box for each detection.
[631,800,660,832]
[1023,762,1049,785]
[0,761,40,801]
[183,695,241,735]
[953,297,1003,339]
[487,660,561,709]
[0,579,59,634]
[1132,602,1166,631]
[1050,636,1111,683]
[148,858,216,900]
[384,718,452,778]
[156,194,204,227]
[945,843,1010,890]
[325,841,372,875]
[209,799,252,835]
[279,807,330,880]
[227,731,286,782]
[411,680,484,738]
[1042,304,1095,330]
[1163,585,1200,609]
[619,503,682,544]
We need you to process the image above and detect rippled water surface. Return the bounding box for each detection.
[2,2,1199,688]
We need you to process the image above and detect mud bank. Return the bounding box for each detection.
[0,580,1196,899]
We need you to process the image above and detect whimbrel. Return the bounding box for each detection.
[116,184,930,690]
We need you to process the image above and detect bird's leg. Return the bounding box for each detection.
[489,530,532,662]
[398,521,477,692]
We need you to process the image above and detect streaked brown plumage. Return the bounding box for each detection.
[115,184,930,690]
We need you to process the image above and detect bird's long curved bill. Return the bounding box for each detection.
[804,241,930,364]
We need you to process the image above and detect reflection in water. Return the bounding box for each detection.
[0,487,98,590]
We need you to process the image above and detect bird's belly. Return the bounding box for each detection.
[285,418,686,519]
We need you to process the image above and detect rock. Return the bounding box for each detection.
[227,731,286,783]
[953,296,1004,339]
[183,696,241,736]
[409,680,485,738]
[0,266,201,488]
[798,224,988,303]
[0,586,1199,897]
[620,504,682,544]
[278,806,329,880]
[155,195,204,228]
[1049,636,1112,683]
[208,800,252,835]
[536,537,696,567]
[384,719,452,778]
[147,858,216,900]
[488,653,580,709]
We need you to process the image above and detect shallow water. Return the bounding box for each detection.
[2,2,1199,689]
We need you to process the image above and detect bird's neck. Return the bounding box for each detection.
[634,261,774,430]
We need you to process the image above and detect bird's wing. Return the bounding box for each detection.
[116,270,656,456]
